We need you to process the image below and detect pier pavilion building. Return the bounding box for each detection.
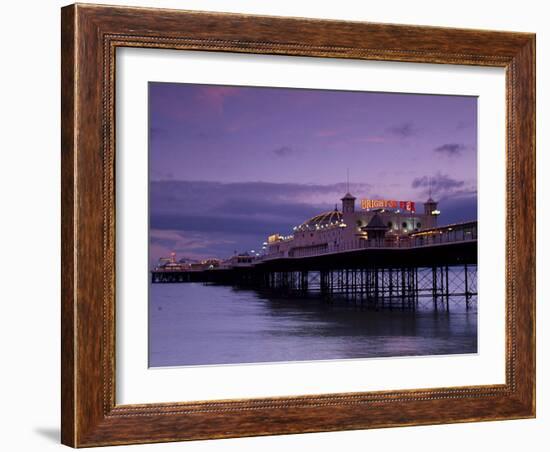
[265,193,441,258]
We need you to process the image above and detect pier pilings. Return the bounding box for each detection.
[152,264,477,312]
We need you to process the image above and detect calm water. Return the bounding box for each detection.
[149,283,477,367]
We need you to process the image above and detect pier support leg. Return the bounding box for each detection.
[401,268,405,311]
[432,266,438,310]
[415,267,419,309]
[374,268,379,309]
[445,265,450,312]
[464,264,470,310]
[388,268,393,306]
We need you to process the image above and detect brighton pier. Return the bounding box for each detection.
[152,192,477,311]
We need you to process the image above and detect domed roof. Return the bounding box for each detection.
[298,210,343,230]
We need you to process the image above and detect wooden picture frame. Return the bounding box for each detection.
[61,3,535,447]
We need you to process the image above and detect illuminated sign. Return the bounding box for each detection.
[360,199,416,212]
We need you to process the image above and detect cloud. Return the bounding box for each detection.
[437,195,477,225]
[410,174,477,224]
[150,180,373,209]
[151,214,296,237]
[434,143,467,156]
[149,178,477,262]
[216,198,321,219]
[411,173,466,197]
[149,180,374,261]
[272,145,295,157]
[386,122,417,139]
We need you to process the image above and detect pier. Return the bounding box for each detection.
[151,222,477,311]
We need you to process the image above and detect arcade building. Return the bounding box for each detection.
[265,192,441,258]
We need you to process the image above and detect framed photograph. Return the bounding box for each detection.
[61,3,535,447]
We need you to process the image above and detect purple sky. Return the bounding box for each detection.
[149,82,477,263]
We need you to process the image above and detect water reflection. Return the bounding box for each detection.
[149,283,477,367]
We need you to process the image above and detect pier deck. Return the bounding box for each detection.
[151,239,477,311]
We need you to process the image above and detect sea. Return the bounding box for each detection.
[149,282,477,367]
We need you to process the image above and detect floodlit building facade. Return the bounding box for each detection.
[265,192,441,258]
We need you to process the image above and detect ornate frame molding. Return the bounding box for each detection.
[62,4,535,447]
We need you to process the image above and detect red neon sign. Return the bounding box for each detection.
[360,199,415,212]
